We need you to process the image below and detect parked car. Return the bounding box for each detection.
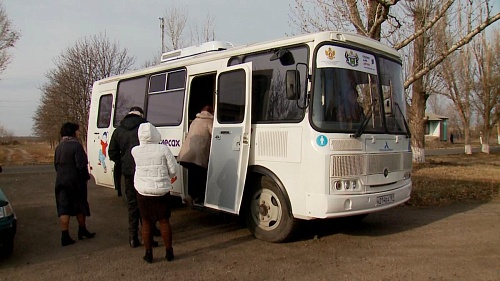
[0,165,17,257]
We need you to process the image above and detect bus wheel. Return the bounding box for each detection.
[245,176,296,243]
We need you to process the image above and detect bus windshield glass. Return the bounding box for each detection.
[379,57,408,135]
[311,45,384,133]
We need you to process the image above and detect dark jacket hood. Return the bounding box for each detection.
[120,114,145,131]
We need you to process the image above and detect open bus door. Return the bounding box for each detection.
[205,63,252,213]
[87,87,115,188]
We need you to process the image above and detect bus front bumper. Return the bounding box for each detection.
[305,181,412,219]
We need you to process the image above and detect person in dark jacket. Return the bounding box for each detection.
[54,122,95,246]
[113,160,122,197]
[108,106,147,248]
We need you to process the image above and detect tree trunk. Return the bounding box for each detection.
[497,122,500,144]
[464,127,472,155]
[410,6,427,163]
[481,130,490,154]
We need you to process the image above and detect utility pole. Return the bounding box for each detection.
[159,17,165,53]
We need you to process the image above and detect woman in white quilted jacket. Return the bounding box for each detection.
[131,122,177,264]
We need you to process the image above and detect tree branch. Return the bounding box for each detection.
[394,0,454,50]
[404,12,500,89]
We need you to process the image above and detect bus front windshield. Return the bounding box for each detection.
[311,45,408,135]
[311,45,383,133]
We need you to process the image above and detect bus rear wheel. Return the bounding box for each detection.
[245,176,296,243]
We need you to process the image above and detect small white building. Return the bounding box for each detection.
[425,113,449,141]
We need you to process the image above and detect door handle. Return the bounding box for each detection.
[232,136,241,151]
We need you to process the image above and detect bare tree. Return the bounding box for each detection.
[142,50,162,68]
[289,0,401,40]
[0,123,14,144]
[33,33,134,146]
[190,13,217,45]
[0,3,20,77]
[471,26,500,153]
[161,5,217,52]
[433,2,477,154]
[163,5,188,51]
[289,0,500,162]
[426,94,449,115]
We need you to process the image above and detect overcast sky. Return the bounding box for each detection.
[0,0,293,136]
[1,1,498,137]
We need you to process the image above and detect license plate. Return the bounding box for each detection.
[376,194,395,206]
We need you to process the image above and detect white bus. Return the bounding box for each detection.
[87,31,412,242]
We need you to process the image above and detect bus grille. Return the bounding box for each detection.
[330,152,412,177]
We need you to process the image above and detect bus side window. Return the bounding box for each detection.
[97,94,113,128]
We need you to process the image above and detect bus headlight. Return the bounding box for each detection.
[330,179,361,194]
[403,171,411,180]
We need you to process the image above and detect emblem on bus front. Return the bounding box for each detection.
[345,50,359,67]
[325,47,335,60]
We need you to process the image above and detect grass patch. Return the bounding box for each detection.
[410,152,500,206]
[0,142,54,165]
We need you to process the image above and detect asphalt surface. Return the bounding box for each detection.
[0,157,499,280]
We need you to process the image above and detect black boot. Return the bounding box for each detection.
[61,230,76,246]
[130,236,141,248]
[166,247,174,261]
[143,250,153,263]
[78,226,96,240]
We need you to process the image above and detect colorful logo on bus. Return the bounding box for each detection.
[345,50,359,67]
[316,135,328,147]
[325,47,336,60]
[98,131,108,173]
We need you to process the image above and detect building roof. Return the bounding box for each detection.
[426,113,448,121]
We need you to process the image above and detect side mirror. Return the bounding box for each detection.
[270,49,295,66]
[286,70,301,100]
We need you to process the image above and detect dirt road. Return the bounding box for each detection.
[0,165,499,280]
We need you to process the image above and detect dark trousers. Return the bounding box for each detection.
[124,175,140,238]
[113,162,122,196]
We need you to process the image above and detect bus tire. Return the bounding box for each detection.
[245,175,297,243]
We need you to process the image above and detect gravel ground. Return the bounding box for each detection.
[0,166,499,281]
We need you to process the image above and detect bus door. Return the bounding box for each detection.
[87,89,115,187]
[205,63,252,213]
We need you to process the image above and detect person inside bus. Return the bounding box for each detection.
[132,122,177,263]
[178,105,214,206]
[325,83,364,125]
[339,88,364,123]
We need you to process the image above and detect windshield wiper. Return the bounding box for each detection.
[351,107,372,138]
[394,102,411,138]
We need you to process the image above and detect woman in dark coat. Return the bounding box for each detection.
[54,122,95,246]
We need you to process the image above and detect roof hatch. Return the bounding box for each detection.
[160,41,234,63]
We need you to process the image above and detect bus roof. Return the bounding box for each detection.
[96,31,401,85]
